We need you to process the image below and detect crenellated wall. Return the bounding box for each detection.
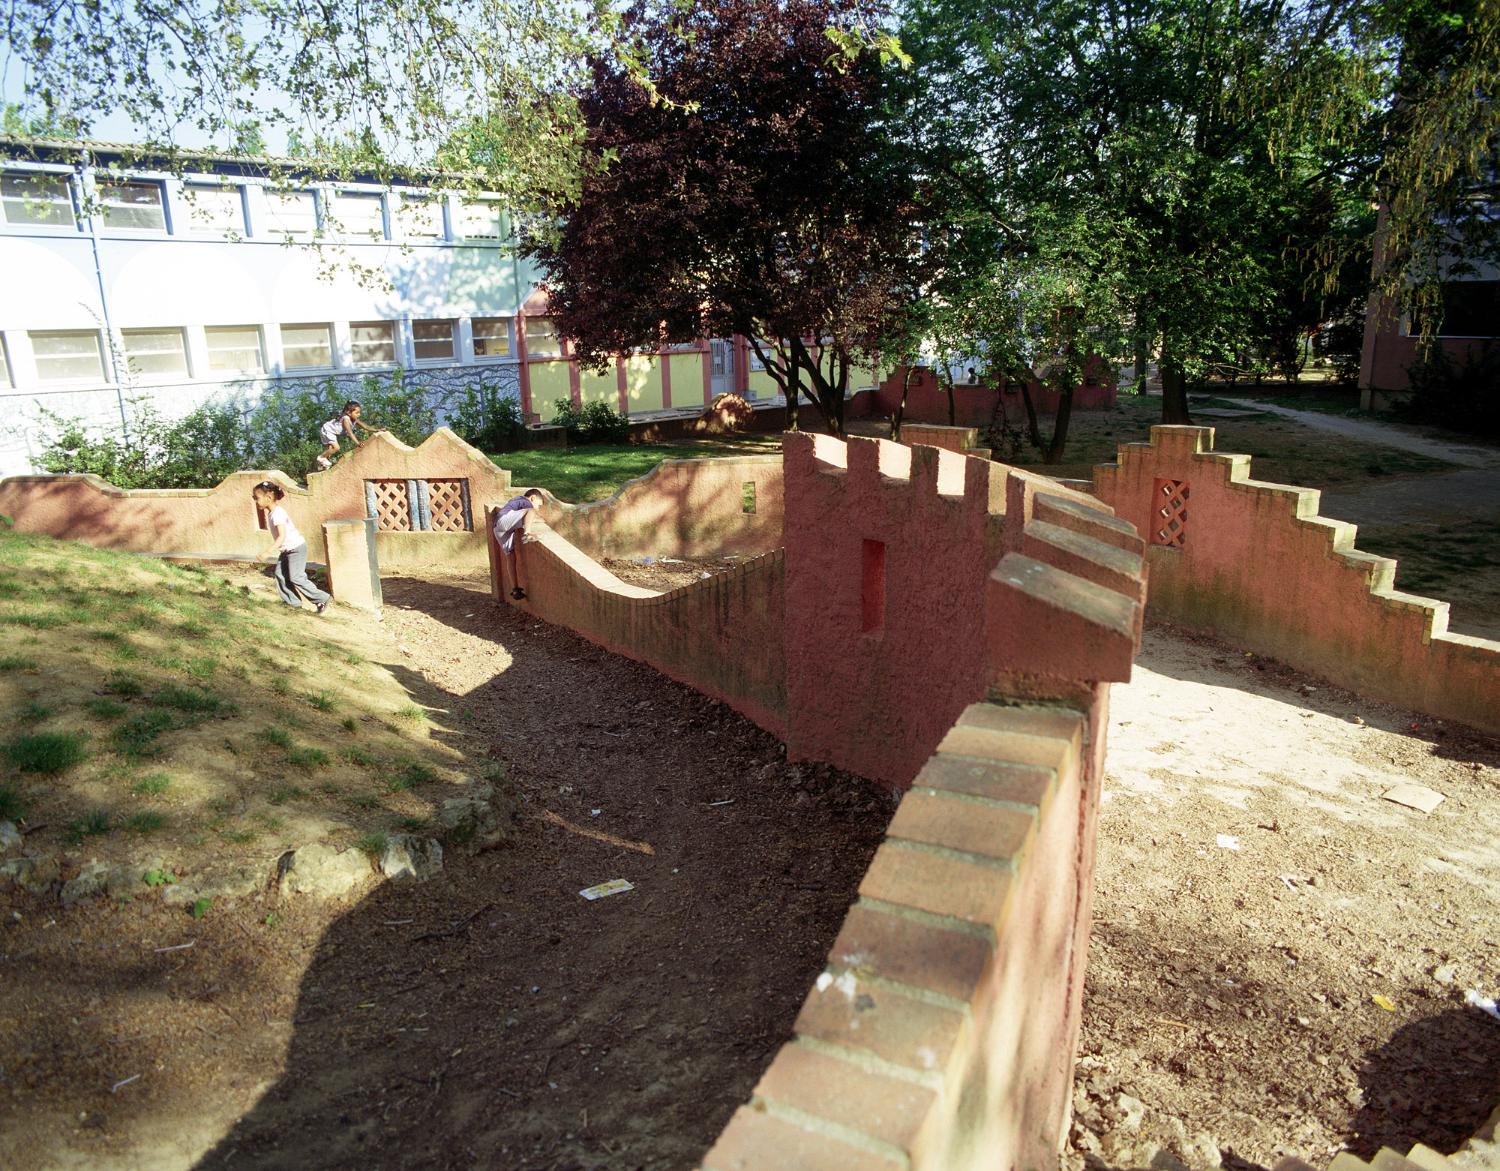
[1093,424,1500,735]
[489,433,1150,1171]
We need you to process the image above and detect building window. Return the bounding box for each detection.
[265,190,319,239]
[413,319,456,362]
[331,191,386,239]
[183,183,245,235]
[472,317,512,359]
[458,198,503,239]
[98,179,167,231]
[30,331,106,383]
[350,321,397,366]
[282,324,334,369]
[1436,281,1500,338]
[1,171,76,227]
[0,337,11,386]
[205,325,264,374]
[398,193,445,239]
[121,328,189,378]
[523,317,561,357]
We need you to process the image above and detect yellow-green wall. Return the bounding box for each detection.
[667,352,706,407]
[579,365,617,409]
[622,355,664,414]
[747,370,781,399]
[529,362,572,415]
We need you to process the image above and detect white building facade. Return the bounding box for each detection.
[0,138,544,476]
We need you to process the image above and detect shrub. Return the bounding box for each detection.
[450,382,527,451]
[552,398,630,444]
[1399,343,1500,437]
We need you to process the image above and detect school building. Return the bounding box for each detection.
[0,137,807,477]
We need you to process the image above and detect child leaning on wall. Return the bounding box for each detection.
[252,480,332,614]
[493,488,545,601]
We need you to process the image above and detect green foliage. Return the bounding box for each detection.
[285,745,331,770]
[17,699,55,725]
[1399,343,1500,437]
[387,761,436,792]
[0,655,38,671]
[33,370,446,489]
[104,672,144,697]
[151,684,224,714]
[355,832,388,857]
[302,690,337,712]
[142,867,178,888]
[551,399,630,445]
[111,709,174,757]
[190,897,213,920]
[5,731,90,774]
[84,698,128,719]
[125,810,168,834]
[450,383,528,451]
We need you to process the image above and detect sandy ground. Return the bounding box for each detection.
[1073,623,1500,1171]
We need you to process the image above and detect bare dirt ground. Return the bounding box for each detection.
[6,557,1499,1171]
[1073,622,1500,1171]
[1,567,895,1171]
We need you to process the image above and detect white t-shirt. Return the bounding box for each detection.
[269,505,306,552]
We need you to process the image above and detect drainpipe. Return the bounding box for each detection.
[80,148,130,440]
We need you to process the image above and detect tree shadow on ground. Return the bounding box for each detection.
[191,575,893,1171]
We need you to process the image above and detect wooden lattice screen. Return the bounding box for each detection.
[364,479,472,533]
[426,479,470,532]
[1152,478,1189,547]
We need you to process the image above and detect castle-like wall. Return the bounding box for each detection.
[1093,425,1500,734]
[0,428,512,571]
[540,454,784,561]
[491,517,788,734]
[850,363,1118,427]
[492,434,1148,1170]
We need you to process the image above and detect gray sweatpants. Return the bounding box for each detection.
[275,545,331,608]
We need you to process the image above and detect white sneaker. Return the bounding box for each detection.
[316,457,332,470]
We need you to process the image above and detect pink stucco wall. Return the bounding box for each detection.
[1358,290,1494,407]
[1093,425,1500,735]
[538,455,784,561]
[489,514,787,734]
[0,428,513,571]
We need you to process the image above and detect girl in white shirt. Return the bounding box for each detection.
[251,481,331,613]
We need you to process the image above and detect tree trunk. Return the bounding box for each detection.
[942,367,956,425]
[1018,376,1045,449]
[1132,316,1150,395]
[1044,379,1075,464]
[891,364,916,441]
[1160,356,1193,424]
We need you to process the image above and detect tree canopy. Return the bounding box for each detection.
[522,0,928,437]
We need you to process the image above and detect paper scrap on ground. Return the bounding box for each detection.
[1216,834,1241,851]
[580,878,634,901]
[1371,993,1397,1012]
[1382,784,1445,814]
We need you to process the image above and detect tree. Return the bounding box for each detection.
[1,0,623,208]
[523,0,929,438]
[897,0,1407,426]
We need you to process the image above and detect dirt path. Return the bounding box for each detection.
[1216,401,1500,468]
[1072,623,1500,1171]
[2,571,893,1171]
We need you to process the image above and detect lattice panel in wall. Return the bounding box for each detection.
[1152,478,1189,547]
[370,479,413,532]
[426,479,470,532]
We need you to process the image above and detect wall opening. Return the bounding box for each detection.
[742,481,757,514]
[1152,478,1189,547]
[365,478,473,533]
[861,539,887,633]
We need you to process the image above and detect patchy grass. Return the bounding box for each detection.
[0,531,466,881]
[5,731,90,775]
[496,434,781,502]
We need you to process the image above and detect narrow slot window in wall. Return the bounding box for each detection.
[742,481,756,514]
[861,539,887,633]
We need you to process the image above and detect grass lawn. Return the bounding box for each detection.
[493,433,781,503]
[0,532,472,889]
